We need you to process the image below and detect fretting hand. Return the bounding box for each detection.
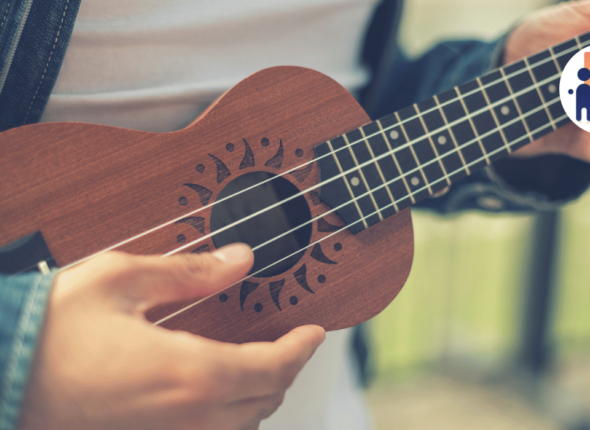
[504,0,590,162]
[18,245,325,430]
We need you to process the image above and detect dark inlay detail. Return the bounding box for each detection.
[289,161,314,183]
[317,218,342,233]
[226,143,234,152]
[254,303,263,312]
[184,183,213,206]
[175,216,205,234]
[334,243,342,251]
[196,164,205,173]
[178,197,188,206]
[318,275,326,283]
[261,137,270,146]
[239,138,255,170]
[191,244,210,254]
[265,139,284,169]
[293,264,314,294]
[219,293,228,302]
[208,154,231,184]
[240,281,260,311]
[308,191,321,205]
[310,243,337,265]
[295,149,304,157]
[177,234,186,243]
[269,279,286,311]
[290,296,298,305]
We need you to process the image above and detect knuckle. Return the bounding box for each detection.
[264,393,286,418]
[249,393,286,425]
[178,254,218,287]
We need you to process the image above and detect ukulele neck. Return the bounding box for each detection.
[314,32,590,234]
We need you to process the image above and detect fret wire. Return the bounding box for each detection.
[342,133,384,221]
[321,71,562,208]
[523,57,557,130]
[326,139,368,228]
[394,111,433,194]
[548,46,563,74]
[476,77,512,154]
[382,96,558,198]
[500,68,535,142]
[575,35,584,52]
[453,87,490,164]
[433,94,471,175]
[376,119,416,204]
[414,103,452,186]
[392,112,568,209]
[359,127,399,212]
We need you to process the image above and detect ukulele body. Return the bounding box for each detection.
[0,66,414,343]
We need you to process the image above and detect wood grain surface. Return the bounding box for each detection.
[0,66,414,343]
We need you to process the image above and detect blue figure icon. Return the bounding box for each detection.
[576,68,590,121]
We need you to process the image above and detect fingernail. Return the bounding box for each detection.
[212,243,252,264]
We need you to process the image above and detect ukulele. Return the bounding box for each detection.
[0,32,587,344]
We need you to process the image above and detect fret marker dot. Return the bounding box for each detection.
[501,106,510,115]
[548,84,557,94]
[351,177,360,186]
[390,130,399,140]
[411,177,420,186]
[437,135,447,145]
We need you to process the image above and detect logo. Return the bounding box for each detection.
[560,47,590,132]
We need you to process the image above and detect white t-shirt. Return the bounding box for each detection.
[41,1,377,429]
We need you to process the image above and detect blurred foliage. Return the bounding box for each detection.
[371,193,590,380]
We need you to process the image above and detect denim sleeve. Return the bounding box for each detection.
[0,273,55,430]
[369,38,590,214]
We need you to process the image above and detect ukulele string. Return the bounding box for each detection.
[164,90,564,256]
[56,41,579,273]
[155,111,570,326]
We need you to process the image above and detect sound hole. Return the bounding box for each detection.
[210,172,312,278]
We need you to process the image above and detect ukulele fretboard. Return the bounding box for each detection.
[315,31,590,234]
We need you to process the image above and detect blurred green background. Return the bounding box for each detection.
[365,0,590,428]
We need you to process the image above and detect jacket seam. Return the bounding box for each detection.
[0,0,34,95]
[23,0,71,124]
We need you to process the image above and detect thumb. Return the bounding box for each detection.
[92,244,254,312]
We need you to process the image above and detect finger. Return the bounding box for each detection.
[505,0,590,63]
[92,244,254,312]
[214,325,326,401]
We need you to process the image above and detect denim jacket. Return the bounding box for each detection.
[1,1,589,429]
